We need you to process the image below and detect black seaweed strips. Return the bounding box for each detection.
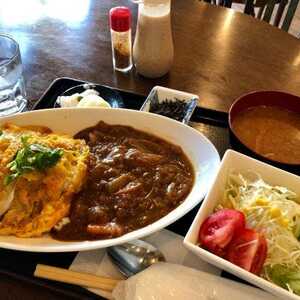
[149,98,190,121]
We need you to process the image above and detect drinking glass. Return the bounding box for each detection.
[0,34,27,116]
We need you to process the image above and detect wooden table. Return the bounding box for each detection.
[0,0,300,299]
[1,0,300,113]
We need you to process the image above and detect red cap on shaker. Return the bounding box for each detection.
[109,7,131,32]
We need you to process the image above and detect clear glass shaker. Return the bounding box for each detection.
[109,7,133,72]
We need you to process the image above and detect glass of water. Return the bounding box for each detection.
[0,34,27,116]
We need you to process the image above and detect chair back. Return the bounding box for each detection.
[202,0,299,31]
[259,0,299,31]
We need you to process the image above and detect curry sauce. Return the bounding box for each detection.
[52,121,194,240]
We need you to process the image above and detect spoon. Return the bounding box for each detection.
[107,240,166,277]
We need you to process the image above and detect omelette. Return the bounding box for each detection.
[0,124,89,237]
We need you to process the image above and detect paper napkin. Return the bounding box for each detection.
[69,229,220,299]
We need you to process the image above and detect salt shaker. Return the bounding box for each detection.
[109,7,133,72]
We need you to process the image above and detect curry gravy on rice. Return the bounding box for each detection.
[0,124,89,237]
[53,121,194,240]
[0,122,194,240]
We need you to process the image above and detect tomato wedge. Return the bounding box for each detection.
[226,228,267,275]
[198,209,245,257]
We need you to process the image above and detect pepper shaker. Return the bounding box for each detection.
[109,7,132,72]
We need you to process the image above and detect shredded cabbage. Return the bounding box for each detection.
[217,171,300,291]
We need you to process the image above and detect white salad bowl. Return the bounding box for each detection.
[184,149,300,300]
[0,108,220,252]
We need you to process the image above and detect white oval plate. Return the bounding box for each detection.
[0,108,220,252]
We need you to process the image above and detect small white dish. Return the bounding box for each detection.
[184,149,300,300]
[140,86,198,124]
[0,108,219,252]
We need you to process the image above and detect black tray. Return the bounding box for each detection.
[0,77,232,299]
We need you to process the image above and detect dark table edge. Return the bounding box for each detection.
[0,268,96,300]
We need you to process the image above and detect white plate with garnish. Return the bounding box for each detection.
[0,108,219,252]
[55,83,124,108]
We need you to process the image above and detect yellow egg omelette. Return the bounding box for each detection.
[0,123,89,237]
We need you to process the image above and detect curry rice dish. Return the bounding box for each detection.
[0,122,194,240]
